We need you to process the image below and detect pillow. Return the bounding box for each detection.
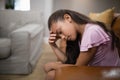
[112,16,120,39]
[89,8,115,31]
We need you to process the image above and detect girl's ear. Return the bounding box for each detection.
[64,14,72,23]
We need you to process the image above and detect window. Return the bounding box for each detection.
[14,0,30,11]
[5,0,30,11]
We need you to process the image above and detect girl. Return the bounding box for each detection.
[44,9,120,80]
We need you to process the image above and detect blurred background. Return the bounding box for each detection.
[0,0,120,80]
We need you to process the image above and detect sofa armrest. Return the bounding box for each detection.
[55,66,120,80]
[11,23,43,38]
[9,23,43,59]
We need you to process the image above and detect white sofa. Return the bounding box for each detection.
[0,10,44,74]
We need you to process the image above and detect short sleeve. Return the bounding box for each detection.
[80,24,110,51]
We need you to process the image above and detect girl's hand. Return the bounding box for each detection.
[48,31,60,45]
[44,61,62,72]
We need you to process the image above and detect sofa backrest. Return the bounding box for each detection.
[111,13,120,38]
[0,10,43,37]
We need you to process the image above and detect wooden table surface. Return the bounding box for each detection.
[55,66,120,80]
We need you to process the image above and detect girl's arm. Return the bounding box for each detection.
[49,31,67,63]
[50,44,67,63]
[45,45,97,72]
[75,47,97,66]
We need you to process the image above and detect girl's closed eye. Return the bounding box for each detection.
[56,29,62,35]
[58,31,62,34]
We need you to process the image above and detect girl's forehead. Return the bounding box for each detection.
[51,23,60,33]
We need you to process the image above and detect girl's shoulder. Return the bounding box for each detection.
[83,23,110,41]
[85,23,102,31]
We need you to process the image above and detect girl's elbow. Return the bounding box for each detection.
[62,57,67,63]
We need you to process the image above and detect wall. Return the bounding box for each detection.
[31,0,53,38]
[30,0,45,12]
[53,0,120,15]
[0,0,5,10]
[53,0,73,11]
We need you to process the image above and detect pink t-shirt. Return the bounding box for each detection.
[80,23,120,66]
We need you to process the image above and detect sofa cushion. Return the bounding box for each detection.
[112,15,120,39]
[0,38,11,59]
[89,8,114,30]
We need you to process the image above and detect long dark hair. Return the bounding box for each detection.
[48,9,120,64]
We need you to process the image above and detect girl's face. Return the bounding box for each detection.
[50,19,77,41]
